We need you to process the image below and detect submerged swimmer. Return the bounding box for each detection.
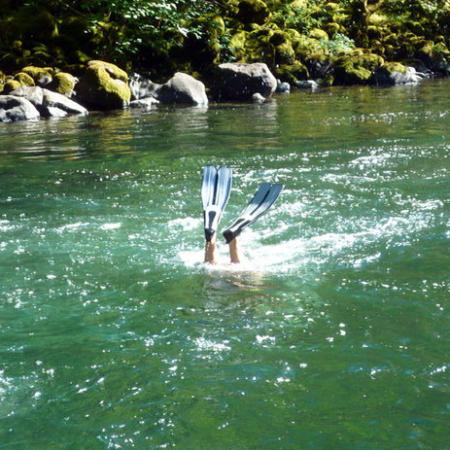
[201,165,282,264]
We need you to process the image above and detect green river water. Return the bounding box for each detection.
[0,80,449,449]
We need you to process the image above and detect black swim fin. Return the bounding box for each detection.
[201,165,232,241]
[222,182,283,243]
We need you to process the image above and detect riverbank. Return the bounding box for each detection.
[1,1,449,92]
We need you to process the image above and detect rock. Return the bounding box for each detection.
[371,63,426,86]
[21,66,53,86]
[42,89,88,116]
[76,60,131,110]
[274,61,309,85]
[276,80,291,93]
[211,62,277,101]
[334,49,384,85]
[252,92,266,103]
[130,97,159,109]
[156,72,208,106]
[2,80,21,94]
[129,73,160,100]
[46,106,68,118]
[50,72,78,97]
[0,95,40,122]
[14,72,35,87]
[295,79,319,91]
[10,86,88,117]
[9,86,44,105]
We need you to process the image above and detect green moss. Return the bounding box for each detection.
[295,36,328,63]
[21,66,54,83]
[274,60,309,83]
[275,41,296,65]
[229,31,248,61]
[325,22,342,35]
[14,72,35,86]
[210,16,226,35]
[3,79,22,93]
[53,72,77,96]
[383,62,407,74]
[237,0,270,25]
[324,2,341,12]
[269,30,286,46]
[309,28,329,41]
[334,49,384,85]
[78,60,131,109]
[88,60,128,83]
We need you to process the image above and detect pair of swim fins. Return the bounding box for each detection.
[201,165,283,243]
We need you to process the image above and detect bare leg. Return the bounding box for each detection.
[228,238,241,264]
[204,237,217,264]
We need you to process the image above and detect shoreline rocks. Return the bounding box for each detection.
[210,62,277,101]
[0,54,443,125]
[155,72,208,106]
[0,95,40,122]
[10,86,87,117]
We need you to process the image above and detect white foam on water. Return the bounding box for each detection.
[100,223,122,231]
[0,220,17,232]
[194,337,231,352]
[55,222,89,234]
[176,206,436,275]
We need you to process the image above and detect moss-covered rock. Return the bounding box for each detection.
[309,28,329,41]
[22,66,54,85]
[334,49,384,85]
[76,60,131,110]
[0,71,6,94]
[274,61,309,83]
[3,79,22,94]
[275,42,295,65]
[237,0,270,25]
[383,62,407,74]
[269,30,287,46]
[14,72,35,86]
[52,72,78,97]
[229,31,248,61]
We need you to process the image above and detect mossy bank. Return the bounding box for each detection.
[0,1,449,88]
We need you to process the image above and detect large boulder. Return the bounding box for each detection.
[76,60,131,110]
[0,95,40,122]
[210,62,277,101]
[10,86,88,117]
[156,72,208,106]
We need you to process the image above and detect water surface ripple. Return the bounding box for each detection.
[0,80,449,449]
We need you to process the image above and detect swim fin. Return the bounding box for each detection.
[222,182,283,243]
[201,165,232,241]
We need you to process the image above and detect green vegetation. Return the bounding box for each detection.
[0,0,449,85]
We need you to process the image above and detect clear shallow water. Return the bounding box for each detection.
[0,80,449,449]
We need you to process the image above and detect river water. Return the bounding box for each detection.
[0,80,449,449]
